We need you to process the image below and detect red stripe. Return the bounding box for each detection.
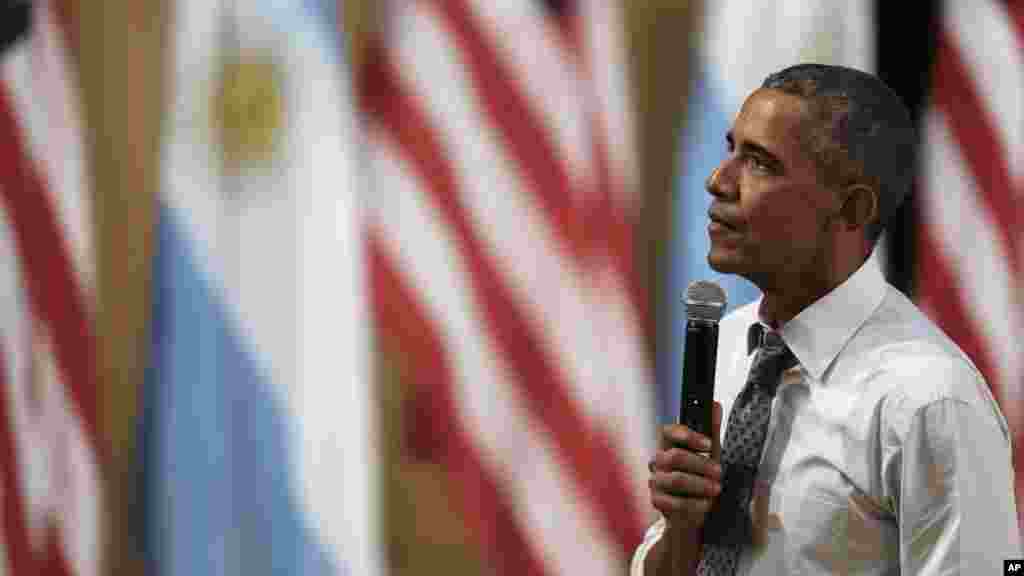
[1017,456,1024,546]
[588,108,648,341]
[0,88,99,447]
[916,229,1024,531]
[426,0,591,265]
[0,344,38,575]
[545,0,580,54]
[557,3,647,330]
[370,237,552,575]
[932,30,1021,273]
[1006,0,1024,50]
[363,45,646,554]
[573,7,649,352]
[40,526,73,576]
[915,231,1001,404]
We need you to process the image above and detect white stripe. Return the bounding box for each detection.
[0,1,92,289]
[160,0,224,278]
[946,0,1024,186]
[392,3,652,519]
[922,110,1024,422]
[34,333,99,576]
[291,22,379,576]
[458,0,591,195]
[369,129,624,574]
[586,269,657,520]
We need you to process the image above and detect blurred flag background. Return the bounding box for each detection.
[915,0,1024,537]
[362,0,655,573]
[138,0,378,575]
[0,0,1016,574]
[0,1,100,574]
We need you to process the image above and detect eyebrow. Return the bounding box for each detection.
[726,131,783,166]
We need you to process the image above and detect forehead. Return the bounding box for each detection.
[732,88,810,156]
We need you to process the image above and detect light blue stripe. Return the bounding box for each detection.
[141,204,342,576]
[657,66,761,425]
[252,0,341,56]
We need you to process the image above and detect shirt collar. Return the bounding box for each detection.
[748,255,888,381]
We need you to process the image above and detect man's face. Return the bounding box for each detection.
[705,88,837,290]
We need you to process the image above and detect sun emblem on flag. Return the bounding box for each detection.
[210,47,285,174]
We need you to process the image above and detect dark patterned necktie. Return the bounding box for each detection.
[697,327,797,576]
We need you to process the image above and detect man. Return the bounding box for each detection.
[633,63,1020,575]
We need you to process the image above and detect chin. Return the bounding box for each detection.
[707,249,745,275]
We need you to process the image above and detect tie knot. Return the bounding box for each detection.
[748,329,797,395]
[761,330,787,352]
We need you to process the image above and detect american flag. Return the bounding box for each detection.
[0,1,101,575]
[917,0,1024,541]
[361,0,655,572]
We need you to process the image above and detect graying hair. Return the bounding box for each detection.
[762,63,916,244]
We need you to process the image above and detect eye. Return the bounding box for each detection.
[745,154,773,172]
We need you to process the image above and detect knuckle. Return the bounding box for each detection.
[654,450,674,469]
[651,493,672,513]
[666,448,693,470]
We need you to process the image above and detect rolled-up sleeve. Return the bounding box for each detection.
[630,517,667,576]
[897,397,1021,574]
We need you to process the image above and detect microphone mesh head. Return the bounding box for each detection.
[684,280,727,323]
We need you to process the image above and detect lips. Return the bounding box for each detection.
[707,210,738,231]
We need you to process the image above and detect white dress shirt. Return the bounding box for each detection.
[632,257,1021,574]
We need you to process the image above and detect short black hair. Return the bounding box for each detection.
[761,63,915,244]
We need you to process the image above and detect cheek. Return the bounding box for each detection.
[744,193,820,252]
[746,197,796,239]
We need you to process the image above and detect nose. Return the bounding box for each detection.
[705,157,738,200]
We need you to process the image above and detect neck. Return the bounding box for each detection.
[759,283,827,328]
[758,249,868,328]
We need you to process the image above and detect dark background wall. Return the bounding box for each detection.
[876,0,941,297]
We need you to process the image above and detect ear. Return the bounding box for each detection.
[837,183,878,232]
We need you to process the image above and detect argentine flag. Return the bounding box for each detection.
[659,1,875,423]
[140,0,380,575]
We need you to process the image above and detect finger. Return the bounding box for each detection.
[660,424,713,453]
[654,448,723,481]
[651,470,721,499]
[650,490,714,519]
[711,401,723,461]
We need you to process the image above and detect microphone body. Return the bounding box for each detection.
[678,281,727,448]
[679,318,719,441]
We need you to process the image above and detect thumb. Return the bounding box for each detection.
[710,401,723,461]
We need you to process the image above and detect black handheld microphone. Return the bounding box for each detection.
[679,280,727,449]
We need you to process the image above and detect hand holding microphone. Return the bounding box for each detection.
[648,281,727,535]
[648,404,723,534]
